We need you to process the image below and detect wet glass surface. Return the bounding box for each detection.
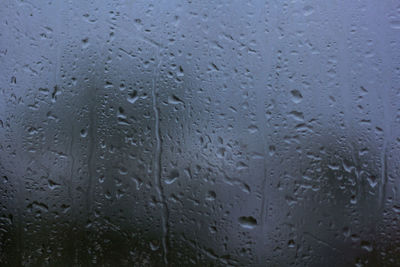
[0,1,399,266]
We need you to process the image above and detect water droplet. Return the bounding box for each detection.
[390,20,400,30]
[290,89,303,103]
[82,37,89,48]
[80,128,87,138]
[238,216,257,229]
[248,125,258,133]
[303,6,314,16]
[149,240,160,251]
[118,166,128,175]
[167,95,184,105]
[206,191,216,201]
[288,111,304,122]
[119,82,126,91]
[361,241,373,252]
[165,169,179,184]
[367,175,377,188]
[269,145,276,156]
[48,179,60,190]
[216,147,226,158]
[127,90,138,104]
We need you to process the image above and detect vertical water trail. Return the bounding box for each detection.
[68,124,78,262]
[151,49,170,265]
[86,93,95,218]
[380,138,388,211]
[69,125,75,206]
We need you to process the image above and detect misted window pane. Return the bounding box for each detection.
[0,1,399,266]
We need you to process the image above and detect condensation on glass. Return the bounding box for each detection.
[0,1,399,266]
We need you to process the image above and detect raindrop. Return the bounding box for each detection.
[290,89,303,103]
[165,169,179,185]
[206,191,216,201]
[238,216,257,229]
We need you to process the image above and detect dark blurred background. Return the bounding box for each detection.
[0,0,399,266]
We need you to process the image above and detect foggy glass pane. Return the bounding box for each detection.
[1,1,399,266]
